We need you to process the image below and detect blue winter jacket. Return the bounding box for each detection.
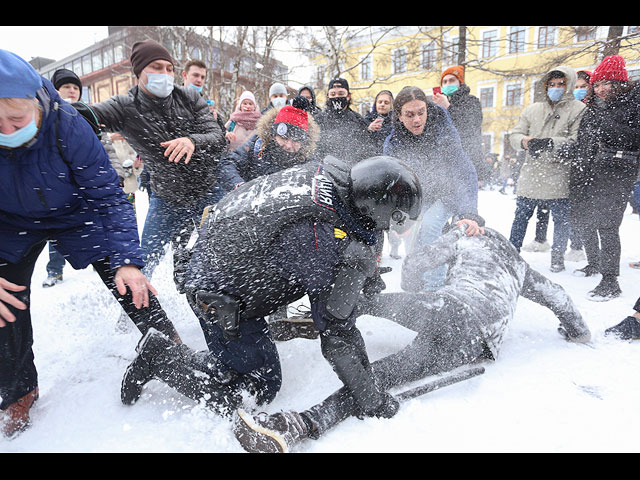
[383,102,478,216]
[0,78,143,270]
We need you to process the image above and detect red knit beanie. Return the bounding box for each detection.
[590,55,628,84]
[273,104,309,141]
[441,65,465,85]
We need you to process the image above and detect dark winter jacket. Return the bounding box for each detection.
[446,84,487,181]
[383,102,478,216]
[0,79,142,270]
[364,111,394,155]
[568,81,640,202]
[91,84,226,207]
[315,104,376,165]
[399,225,591,358]
[217,105,321,191]
[185,158,379,333]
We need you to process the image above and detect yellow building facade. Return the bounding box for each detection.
[313,26,640,158]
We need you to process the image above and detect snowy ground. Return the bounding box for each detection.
[2,186,639,453]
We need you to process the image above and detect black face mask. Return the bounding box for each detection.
[328,96,349,112]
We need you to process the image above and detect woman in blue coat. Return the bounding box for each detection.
[0,50,179,438]
[383,86,481,290]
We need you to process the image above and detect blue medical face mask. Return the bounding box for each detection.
[0,113,38,148]
[442,84,459,96]
[272,96,287,107]
[145,73,174,98]
[573,88,588,101]
[188,83,203,93]
[547,87,565,102]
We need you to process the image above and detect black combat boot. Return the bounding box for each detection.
[121,329,242,416]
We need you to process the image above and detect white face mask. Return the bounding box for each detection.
[145,73,174,98]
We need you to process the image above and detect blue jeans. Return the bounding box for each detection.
[633,181,640,211]
[406,200,454,290]
[46,242,66,276]
[509,196,570,256]
[141,186,226,276]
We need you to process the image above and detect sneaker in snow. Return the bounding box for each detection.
[564,248,586,262]
[629,261,640,270]
[521,240,551,252]
[42,274,63,287]
[233,409,310,453]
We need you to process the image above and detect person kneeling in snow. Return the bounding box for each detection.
[233,220,592,453]
[120,155,423,419]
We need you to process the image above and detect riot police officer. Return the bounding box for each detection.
[121,155,422,419]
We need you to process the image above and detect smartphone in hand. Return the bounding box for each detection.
[432,86,442,95]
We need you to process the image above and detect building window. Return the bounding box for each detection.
[442,39,458,65]
[361,56,372,80]
[509,26,526,54]
[422,42,437,70]
[316,65,326,90]
[92,50,103,72]
[537,26,557,48]
[114,43,125,64]
[479,86,495,108]
[103,46,114,67]
[393,48,407,74]
[505,83,523,106]
[576,26,597,42]
[82,55,92,75]
[482,30,498,58]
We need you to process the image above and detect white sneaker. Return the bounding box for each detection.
[521,241,551,252]
[564,248,586,262]
[42,274,63,287]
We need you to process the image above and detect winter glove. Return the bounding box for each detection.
[527,138,554,158]
[362,267,392,298]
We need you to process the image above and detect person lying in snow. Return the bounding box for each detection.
[233,221,592,453]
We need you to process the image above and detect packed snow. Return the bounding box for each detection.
[2,185,639,453]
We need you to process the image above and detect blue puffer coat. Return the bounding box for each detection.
[0,78,143,270]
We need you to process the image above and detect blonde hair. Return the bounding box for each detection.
[0,97,40,112]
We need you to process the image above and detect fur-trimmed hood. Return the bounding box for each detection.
[255,104,320,160]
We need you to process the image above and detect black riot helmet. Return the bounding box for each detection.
[349,156,422,230]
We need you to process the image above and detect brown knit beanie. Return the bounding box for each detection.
[130,39,174,77]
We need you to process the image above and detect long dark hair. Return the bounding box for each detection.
[585,79,635,106]
[393,86,429,119]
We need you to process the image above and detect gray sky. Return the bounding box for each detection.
[0,26,110,62]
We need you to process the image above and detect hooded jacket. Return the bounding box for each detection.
[509,66,586,200]
[0,79,142,270]
[216,105,320,191]
[90,84,226,207]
